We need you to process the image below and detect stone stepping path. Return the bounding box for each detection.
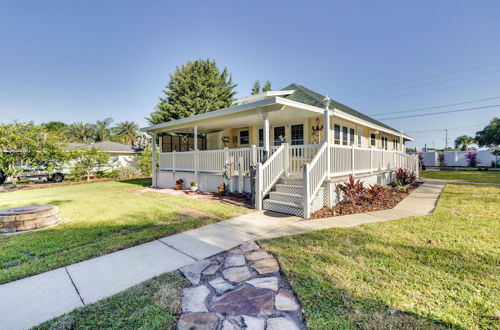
[178,241,305,330]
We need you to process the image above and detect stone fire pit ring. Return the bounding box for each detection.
[0,205,62,234]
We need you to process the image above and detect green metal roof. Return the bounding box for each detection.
[281,83,400,133]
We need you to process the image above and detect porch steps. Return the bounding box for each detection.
[262,176,324,218]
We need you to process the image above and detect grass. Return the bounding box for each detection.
[0,179,247,283]
[35,272,187,329]
[420,170,500,183]
[260,184,500,329]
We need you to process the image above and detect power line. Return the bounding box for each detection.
[333,61,500,96]
[346,77,500,105]
[407,124,487,134]
[378,104,500,120]
[368,96,500,117]
[340,69,500,100]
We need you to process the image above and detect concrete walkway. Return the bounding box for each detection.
[0,179,446,329]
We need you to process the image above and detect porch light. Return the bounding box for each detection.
[323,96,331,109]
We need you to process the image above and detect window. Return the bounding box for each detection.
[258,129,264,147]
[239,130,249,145]
[370,133,376,146]
[342,126,348,145]
[291,124,304,145]
[393,138,398,150]
[349,128,355,145]
[381,136,388,150]
[274,126,285,146]
[334,125,340,144]
[358,131,362,146]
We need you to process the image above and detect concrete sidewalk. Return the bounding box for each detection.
[0,180,446,329]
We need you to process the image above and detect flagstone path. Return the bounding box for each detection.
[177,241,304,330]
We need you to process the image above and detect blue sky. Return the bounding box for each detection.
[1,0,499,149]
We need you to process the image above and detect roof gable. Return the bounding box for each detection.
[281,83,400,133]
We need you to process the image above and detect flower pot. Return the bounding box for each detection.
[175,184,183,190]
[218,190,226,196]
[190,186,198,192]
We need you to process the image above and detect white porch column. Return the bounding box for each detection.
[193,125,198,183]
[263,112,270,156]
[193,125,198,150]
[323,97,331,177]
[151,133,158,188]
[399,131,404,152]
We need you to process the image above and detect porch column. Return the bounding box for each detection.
[324,97,331,176]
[263,112,270,157]
[193,125,198,150]
[399,131,404,152]
[151,132,158,188]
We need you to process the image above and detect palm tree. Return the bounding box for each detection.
[116,121,139,146]
[67,122,95,142]
[94,118,114,142]
[454,135,477,151]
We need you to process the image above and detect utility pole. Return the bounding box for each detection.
[444,129,448,150]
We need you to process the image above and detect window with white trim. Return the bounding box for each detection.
[291,124,304,145]
[274,126,285,146]
[334,125,340,144]
[371,133,376,146]
[349,128,355,146]
[342,126,348,145]
[239,130,249,145]
[357,131,362,146]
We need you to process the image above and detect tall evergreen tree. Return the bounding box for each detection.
[147,59,237,124]
[475,117,499,148]
[251,80,261,95]
[262,80,272,92]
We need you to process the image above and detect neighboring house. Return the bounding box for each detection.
[70,141,141,168]
[142,83,417,218]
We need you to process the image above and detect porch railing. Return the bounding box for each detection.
[255,144,286,210]
[303,142,329,218]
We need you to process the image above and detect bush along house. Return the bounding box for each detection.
[142,83,418,218]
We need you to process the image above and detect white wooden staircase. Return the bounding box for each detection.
[262,175,324,217]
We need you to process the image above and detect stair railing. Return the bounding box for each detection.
[303,141,328,218]
[255,144,286,210]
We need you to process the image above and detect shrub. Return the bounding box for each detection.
[116,166,142,180]
[103,170,118,178]
[392,180,410,193]
[338,175,366,205]
[396,168,416,184]
[465,152,480,167]
[366,184,388,203]
[438,152,447,167]
[176,178,184,185]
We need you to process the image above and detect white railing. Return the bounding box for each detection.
[288,144,320,174]
[303,142,329,218]
[255,144,286,210]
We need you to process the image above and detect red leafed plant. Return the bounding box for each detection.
[396,168,416,184]
[366,184,388,203]
[338,175,366,205]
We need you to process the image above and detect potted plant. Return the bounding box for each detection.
[190,181,198,192]
[175,178,184,190]
[217,183,226,196]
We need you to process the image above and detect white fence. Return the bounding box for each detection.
[303,142,329,218]
[255,145,286,210]
[411,150,497,167]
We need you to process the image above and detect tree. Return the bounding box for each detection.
[454,135,476,151]
[437,152,447,167]
[262,80,272,92]
[465,152,480,167]
[475,117,499,148]
[251,80,261,95]
[94,118,114,142]
[147,59,237,124]
[0,122,67,187]
[136,143,158,176]
[116,121,139,146]
[70,147,110,182]
[67,122,95,142]
[42,121,67,137]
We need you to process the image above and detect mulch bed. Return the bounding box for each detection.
[311,182,422,219]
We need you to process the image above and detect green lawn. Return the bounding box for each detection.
[420,170,500,183]
[260,184,499,329]
[36,272,187,329]
[0,179,246,283]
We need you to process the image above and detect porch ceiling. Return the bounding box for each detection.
[153,103,321,134]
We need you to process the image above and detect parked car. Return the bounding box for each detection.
[0,167,68,185]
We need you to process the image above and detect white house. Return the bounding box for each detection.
[142,84,417,218]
